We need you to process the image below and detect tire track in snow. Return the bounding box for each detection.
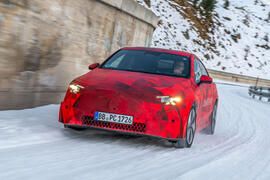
[177,85,270,180]
[0,84,270,180]
[119,85,259,180]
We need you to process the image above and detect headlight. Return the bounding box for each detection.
[69,84,84,94]
[156,96,182,106]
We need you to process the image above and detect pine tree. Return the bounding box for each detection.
[192,0,200,7]
[201,0,216,17]
[224,0,230,9]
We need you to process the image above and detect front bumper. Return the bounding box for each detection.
[63,124,186,142]
[59,100,184,140]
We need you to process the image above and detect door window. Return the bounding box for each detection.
[194,58,209,83]
[197,60,208,76]
[194,59,202,84]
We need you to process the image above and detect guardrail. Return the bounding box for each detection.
[208,69,270,87]
[248,86,270,102]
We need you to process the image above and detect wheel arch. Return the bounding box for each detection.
[179,100,198,138]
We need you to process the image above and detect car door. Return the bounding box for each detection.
[194,59,206,129]
[197,59,213,127]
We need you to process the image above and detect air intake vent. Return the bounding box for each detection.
[82,116,146,133]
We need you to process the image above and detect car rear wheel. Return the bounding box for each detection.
[205,102,217,135]
[174,107,196,148]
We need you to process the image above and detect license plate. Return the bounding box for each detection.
[94,112,133,125]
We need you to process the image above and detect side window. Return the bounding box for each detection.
[194,59,202,84]
[198,60,208,76]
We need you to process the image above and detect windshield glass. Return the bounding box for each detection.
[101,50,190,78]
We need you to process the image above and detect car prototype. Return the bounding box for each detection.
[59,47,218,148]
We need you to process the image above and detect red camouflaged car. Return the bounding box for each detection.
[59,47,218,148]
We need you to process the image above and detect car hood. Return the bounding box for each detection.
[74,68,192,98]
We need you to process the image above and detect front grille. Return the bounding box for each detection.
[82,116,146,133]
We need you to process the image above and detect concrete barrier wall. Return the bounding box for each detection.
[208,69,270,87]
[0,0,159,110]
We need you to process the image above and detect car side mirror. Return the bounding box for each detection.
[88,63,100,70]
[200,75,213,84]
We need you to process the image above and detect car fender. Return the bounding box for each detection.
[178,91,196,138]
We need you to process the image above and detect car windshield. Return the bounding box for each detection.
[101,50,190,78]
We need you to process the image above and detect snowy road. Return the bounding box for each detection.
[1,84,270,180]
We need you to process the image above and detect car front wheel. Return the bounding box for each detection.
[205,102,217,135]
[174,107,196,148]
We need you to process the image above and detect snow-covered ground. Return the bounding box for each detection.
[137,0,270,79]
[1,84,270,180]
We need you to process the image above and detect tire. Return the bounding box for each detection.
[64,125,87,131]
[174,107,196,148]
[205,102,218,135]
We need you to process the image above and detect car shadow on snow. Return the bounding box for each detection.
[61,127,178,149]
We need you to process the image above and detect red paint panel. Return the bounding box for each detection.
[59,47,218,140]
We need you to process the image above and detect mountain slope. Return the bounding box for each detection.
[137,0,270,79]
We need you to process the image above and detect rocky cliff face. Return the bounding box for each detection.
[137,0,270,79]
[0,0,157,109]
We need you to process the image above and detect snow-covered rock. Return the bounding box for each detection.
[137,0,270,79]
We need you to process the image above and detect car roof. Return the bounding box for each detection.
[121,47,194,58]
